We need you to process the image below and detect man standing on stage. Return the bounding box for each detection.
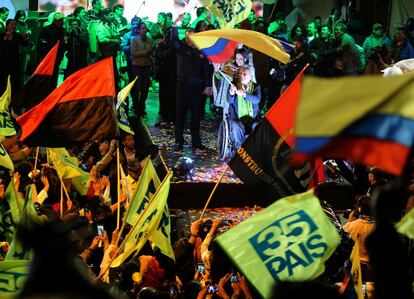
[172,27,212,151]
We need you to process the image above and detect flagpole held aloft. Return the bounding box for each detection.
[96,170,172,280]
[116,141,121,230]
[199,164,229,220]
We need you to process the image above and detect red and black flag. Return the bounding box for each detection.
[12,42,59,115]
[17,57,119,147]
[228,66,324,201]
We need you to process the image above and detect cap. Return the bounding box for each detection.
[127,158,141,172]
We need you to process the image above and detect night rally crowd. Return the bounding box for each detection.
[0,2,414,298]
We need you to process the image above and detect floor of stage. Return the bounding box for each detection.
[135,88,242,184]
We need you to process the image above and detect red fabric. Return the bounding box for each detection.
[265,65,307,148]
[293,137,409,176]
[208,40,238,63]
[17,57,115,142]
[34,41,59,76]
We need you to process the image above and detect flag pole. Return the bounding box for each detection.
[96,170,172,281]
[33,147,40,171]
[115,155,151,246]
[199,164,229,220]
[59,176,73,210]
[60,182,64,219]
[116,141,121,230]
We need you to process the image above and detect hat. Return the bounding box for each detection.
[128,158,141,172]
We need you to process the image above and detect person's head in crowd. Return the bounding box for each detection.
[255,19,267,34]
[314,16,322,29]
[357,195,372,217]
[334,21,347,39]
[185,28,195,46]
[330,7,341,21]
[157,12,166,26]
[127,158,142,180]
[307,21,318,37]
[166,12,173,28]
[206,23,215,30]
[92,0,104,12]
[14,10,26,22]
[0,7,9,22]
[196,7,208,19]
[5,19,16,33]
[247,9,256,23]
[131,16,140,34]
[234,48,249,67]
[74,6,86,19]
[53,12,64,28]
[238,66,253,86]
[137,22,148,38]
[320,24,331,39]
[99,8,115,24]
[137,287,160,299]
[395,25,409,44]
[113,4,124,18]
[293,36,306,51]
[181,13,191,28]
[184,280,202,299]
[194,20,207,32]
[368,166,386,186]
[372,23,384,38]
[68,18,81,32]
[273,21,288,40]
[122,133,135,151]
[290,23,307,40]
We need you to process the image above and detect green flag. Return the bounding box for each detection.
[395,207,414,240]
[6,184,42,261]
[0,143,14,172]
[112,172,172,268]
[0,76,17,137]
[46,148,88,179]
[5,181,24,225]
[0,260,29,298]
[216,190,340,298]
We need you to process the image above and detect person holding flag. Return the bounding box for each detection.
[227,66,261,150]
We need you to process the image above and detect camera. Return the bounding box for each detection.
[197,263,205,274]
[230,275,239,283]
[207,285,218,294]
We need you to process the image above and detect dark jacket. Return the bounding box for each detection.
[172,27,212,87]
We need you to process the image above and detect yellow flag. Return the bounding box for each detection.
[216,190,340,298]
[47,148,86,179]
[190,29,290,64]
[0,260,29,298]
[116,77,137,135]
[0,76,17,137]
[124,158,175,260]
[350,239,364,299]
[47,148,90,195]
[111,172,172,268]
[0,143,14,171]
[199,0,251,28]
[395,207,414,240]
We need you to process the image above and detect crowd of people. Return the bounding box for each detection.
[0,1,414,298]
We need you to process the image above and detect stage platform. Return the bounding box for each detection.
[130,89,270,209]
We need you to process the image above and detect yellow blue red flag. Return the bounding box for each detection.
[294,73,414,176]
[190,29,290,64]
[216,190,340,298]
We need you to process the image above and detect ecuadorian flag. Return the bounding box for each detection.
[294,73,414,176]
[190,29,290,64]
